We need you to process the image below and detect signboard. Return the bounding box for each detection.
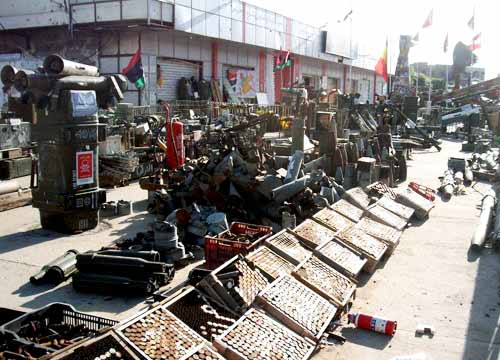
[227,69,257,98]
[76,151,94,186]
[322,22,352,59]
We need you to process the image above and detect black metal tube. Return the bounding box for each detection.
[43,54,99,77]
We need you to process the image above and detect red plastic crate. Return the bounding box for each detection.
[204,222,272,269]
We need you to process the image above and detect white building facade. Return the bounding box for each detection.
[0,0,386,106]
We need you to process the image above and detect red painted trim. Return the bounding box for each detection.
[212,42,218,80]
[259,49,265,92]
[343,64,347,93]
[242,2,246,43]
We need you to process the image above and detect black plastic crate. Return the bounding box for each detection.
[1,303,117,352]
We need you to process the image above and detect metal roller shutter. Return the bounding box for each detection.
[157,59,200,101]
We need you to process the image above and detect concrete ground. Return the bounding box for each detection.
[0,140,499,360]
[0,181,202,321]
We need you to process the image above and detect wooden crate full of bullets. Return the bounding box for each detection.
[245,246,295,281]
[117,304,206,360]
[292,254,356,310]
[311,208,355,234]
[165,287,239,342]
[255,275,338,341]
[264,229,313,266]
[330,199,364,223]
[342,187,371,210]
[48,330,140,360]
[214,309,315,360]
[179,344,225,360]
[293,219,336,249]
[366,204,407,230]
[356,217,402,255]
[314,239,367,279]
[377,195,414,221]
[335,226,388,273]
[198,257,269,312]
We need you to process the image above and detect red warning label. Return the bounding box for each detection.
[76,151,94,186]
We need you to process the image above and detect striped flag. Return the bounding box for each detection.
[375,40,388,83]
[469,33,481,51]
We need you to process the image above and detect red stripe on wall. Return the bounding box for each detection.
[259,49,265,92]
[212,42,218,80]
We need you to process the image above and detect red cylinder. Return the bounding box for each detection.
[165,120,185,170]
[348,312,397,336]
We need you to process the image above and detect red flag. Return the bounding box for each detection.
[443,33,449,53]
[422,9,433,28]
[469,33,481,51]
[375,41,388,83]
[468,15,474,30]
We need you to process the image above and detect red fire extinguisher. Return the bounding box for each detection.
[162,103,185,170]
[348,312,397,336]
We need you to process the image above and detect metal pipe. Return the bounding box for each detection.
[471,193,495,248]
[0,180,20,195]
[43,54,99,77]
[14,72,60,92]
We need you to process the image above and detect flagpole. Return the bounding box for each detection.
[445,64,449,93]
[428,64,432,104]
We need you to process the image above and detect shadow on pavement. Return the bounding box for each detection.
[340,326,392,350]
[463,247,500,359]
[0,228,64,255]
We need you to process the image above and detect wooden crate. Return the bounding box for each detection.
[47,330,140,360]
[292,255,356,309]
[264,229,312,265]
[331,199,364,222]
[377,195,414,221]
[164,286,239,342]
[343,187,371,210]
[117,304,206,360]
[312,207,355,233]
[198,256,269,312]
[366,204,407,230]
[335,226,388,273]
[255,275,338,341]
[356,217,402,256]
[246,246,295,281]
[214,309,315,360]
[0,147,22,160]
[180,344,225,360]
[314,239,367,279]
[293,218,336,249]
